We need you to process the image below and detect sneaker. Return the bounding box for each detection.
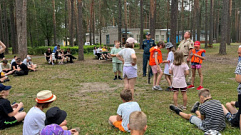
[197,86,203,90]
[156,86,163,91]
[165,87,172,91]
[225,112,233,122]
[152,86,158,90]
[169,104,182,114]
[179,105,187,110]
[113,76,117,80]
[118,76,122,80]
[187,85,195,89]
[190,101,200,113]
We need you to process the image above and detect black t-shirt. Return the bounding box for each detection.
[20,63,29,75]
[46,51,52,56]
[0,98,13,124]
[11,62,17,70]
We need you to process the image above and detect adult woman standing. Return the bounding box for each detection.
[117,37,137,97]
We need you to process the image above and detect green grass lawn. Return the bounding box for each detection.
[0,43,241,135]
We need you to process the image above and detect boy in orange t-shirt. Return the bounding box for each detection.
[149,41,165,90]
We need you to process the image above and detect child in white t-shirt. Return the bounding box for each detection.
[162,42,175,91]
[108,89,141,132]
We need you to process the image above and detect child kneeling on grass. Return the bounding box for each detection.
[128,111,147,135]
[149,41,165,91]
[0,84,26,130]
[169,88,226,132]
[108,89,141,132]
[23,90,56,135]
[169,51,189,110]
[187,41,206,90]
[41,107,79,135]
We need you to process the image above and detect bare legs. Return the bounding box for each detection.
[173,91,187,107]
[124,77,136,98]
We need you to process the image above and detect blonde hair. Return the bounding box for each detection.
[198,88,211,98]
[129,111,147,131]
[173,51,184,66]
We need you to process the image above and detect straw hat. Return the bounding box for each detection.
[35,90,56,103]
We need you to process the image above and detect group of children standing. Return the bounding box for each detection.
[149,40,205,110]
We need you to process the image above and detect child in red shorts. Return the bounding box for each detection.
[187,41,206,90]
[149,41,165,90]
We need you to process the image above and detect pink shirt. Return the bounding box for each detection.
[169,63,189,88]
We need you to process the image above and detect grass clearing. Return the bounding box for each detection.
[0,43,241,135]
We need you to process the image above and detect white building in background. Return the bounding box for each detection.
[86,26,170,45]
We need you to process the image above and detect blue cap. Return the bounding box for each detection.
[146,32,150,35]
[0,84,11,92]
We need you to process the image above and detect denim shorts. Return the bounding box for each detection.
[189,116,205,131]
[123,66,137,79]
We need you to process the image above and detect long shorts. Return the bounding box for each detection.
[151,65,162,74]
[172,87,187,92]
[113,121,125,132]
[123,66,137,79]
[0,117,19,130]
[191,64,202,69]
[229,112,240,127]
[189,115,205,131]
[113,63,122,72]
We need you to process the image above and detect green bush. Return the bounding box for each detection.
[20,45,102,55]
[8,44,140,55]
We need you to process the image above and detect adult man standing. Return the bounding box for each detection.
[142,32,156,77]
[177,31,194,85]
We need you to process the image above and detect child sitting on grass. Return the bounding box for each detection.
[128,111,147,135]
[149,41,165,91]
[162,42,175,91]
[23,90,56,135]
[0,84,26,130]
[222,100,240,128]
[169,51,189,110]
[108,89,141,132]
[187,41,206,90]
[43,107,79,135]
[169,88,226,132]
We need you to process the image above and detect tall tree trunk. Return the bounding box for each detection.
[240,12,241,42]
[124,0,127,44]
[139,0,143,49]
[170,0,178,47]
[3,1,9,54]
[9,0,17,54]
[216,7,220,43]
[118,0,122,45]
[70,0,74,46]
[0,4,2,41]
[181,0,184,40]
[150,0,156,39]
[52,0,57,46]
[194,0,200,41]
[65,0,68,46]
[92,0,95,45]
[235,9,239,42]
[192,1,196,41]
[227,0,232,45]
[99,0,102,45]
[16,0,28,60]
[77,0,84,60]
[166,0,170,42]
[205,0,208,48]
[209,0,214,45]
[219,0,228,55]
